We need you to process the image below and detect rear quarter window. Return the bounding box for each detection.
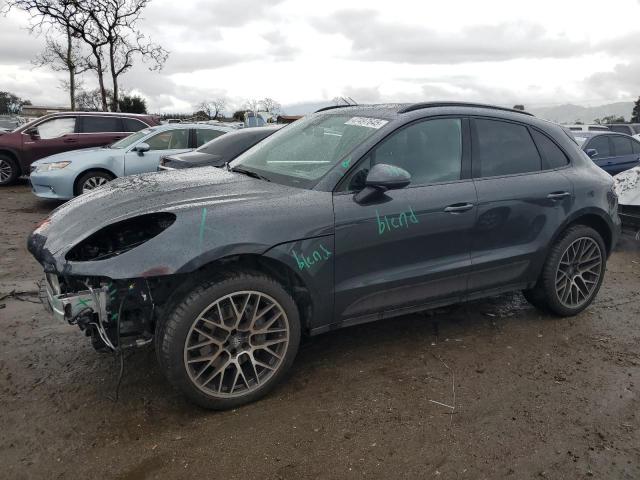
[531,130,570,169]
[122,118,149,132]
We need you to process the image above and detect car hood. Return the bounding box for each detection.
[614,166,640,206]
[31,146,112,165]
[28,167,334,278]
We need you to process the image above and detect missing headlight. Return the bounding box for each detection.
[66,213,176,261]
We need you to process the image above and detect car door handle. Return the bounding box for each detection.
[444,203,474,213]
[63,138,77,143]
[546,191,571,200]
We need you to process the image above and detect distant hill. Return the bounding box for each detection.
[282,100,637,124]
[529,102,635,124]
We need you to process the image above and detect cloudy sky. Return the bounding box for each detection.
[1,0,640,114]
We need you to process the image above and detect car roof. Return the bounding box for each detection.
[39,111,154,119]
[314,102,534,120]
[145,123,235,132]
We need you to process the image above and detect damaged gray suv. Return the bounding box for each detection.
[28,103,621,409]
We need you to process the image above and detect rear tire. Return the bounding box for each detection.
[75,170,114,196]
[157,270,301,410]
[0,155,19,186]
[523,225,606,316]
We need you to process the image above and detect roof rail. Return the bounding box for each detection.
[314,105,352,113]
[397,102,534,116]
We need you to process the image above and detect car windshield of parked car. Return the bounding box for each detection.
[230,114,386,188]
[109,129,152,149]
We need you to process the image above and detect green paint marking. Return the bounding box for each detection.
[293,243,332,272]
[376,206,419,235]
[198,207,207,249]
[110,313,118,321]
[75,298,92,308]
[341,158,351,169]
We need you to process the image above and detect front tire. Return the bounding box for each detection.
[523,225,607,316]
[158,271,301,410]
[75,170,114,196]
[0,155,19,186]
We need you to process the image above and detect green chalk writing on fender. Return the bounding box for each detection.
[292,244,332,271]
[376,206,419,235]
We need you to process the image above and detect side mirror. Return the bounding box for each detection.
[25,128,39,139]
[134,142,150,155]
[354,163,411,204]
[586,148,598,158]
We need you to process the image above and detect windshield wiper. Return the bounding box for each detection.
[230,166,270,182]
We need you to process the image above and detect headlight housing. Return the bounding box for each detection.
[34,161,71,173]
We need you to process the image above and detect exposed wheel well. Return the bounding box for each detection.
[0,150,20,175]
[566,214,613,255]
[152,254,314,333]
[73,168,116,195]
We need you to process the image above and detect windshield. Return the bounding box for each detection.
[230,114,387,188]
[110,129,152,149]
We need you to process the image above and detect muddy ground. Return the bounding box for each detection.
[1,179,639,479]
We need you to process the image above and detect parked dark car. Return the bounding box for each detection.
[0,111,159,185]
[605,123,640,136]
[29,102,620,409]
[573,131,640,175]
[159,125,281,171]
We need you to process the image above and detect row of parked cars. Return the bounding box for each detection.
[25,102,631,410]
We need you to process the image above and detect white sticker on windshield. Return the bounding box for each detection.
[345,117,388,129]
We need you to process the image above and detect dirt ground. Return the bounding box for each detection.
[1,179,639,480]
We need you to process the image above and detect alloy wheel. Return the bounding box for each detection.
[555,237,602,308]
[82,176,109,193]
[0,159,13,183]
[183,291,290,398]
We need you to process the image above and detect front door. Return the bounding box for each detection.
[333,117,477,321]
[124,128,192,175]
[23,116,78,163]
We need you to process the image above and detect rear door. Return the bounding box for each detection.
[78,115,126,148]
[124,127,192,175]
[194,127,227,148]
[468,117,573,294]
[22,116,78,163]
[610,135,639,175]
[585,135,615,174]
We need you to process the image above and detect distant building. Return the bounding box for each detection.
[21,105,70,117]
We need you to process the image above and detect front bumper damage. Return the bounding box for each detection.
[41,273,155,352]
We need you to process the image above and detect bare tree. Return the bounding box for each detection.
[75,87,113,111]
[80,0,168,111]
[198,98,227,120]
[259,97,281,114]
[243,98,261,112]
[32,27,91,110]
[5,0,111,110]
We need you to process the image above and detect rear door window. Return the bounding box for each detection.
[531,130,569,169]
[473,119,541,177]
[587,136,611,157]
[82,116,122,133]
[146,129,189,150]
[195,128,226,147]
[632,139,640,154]
[611,136,633,156]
